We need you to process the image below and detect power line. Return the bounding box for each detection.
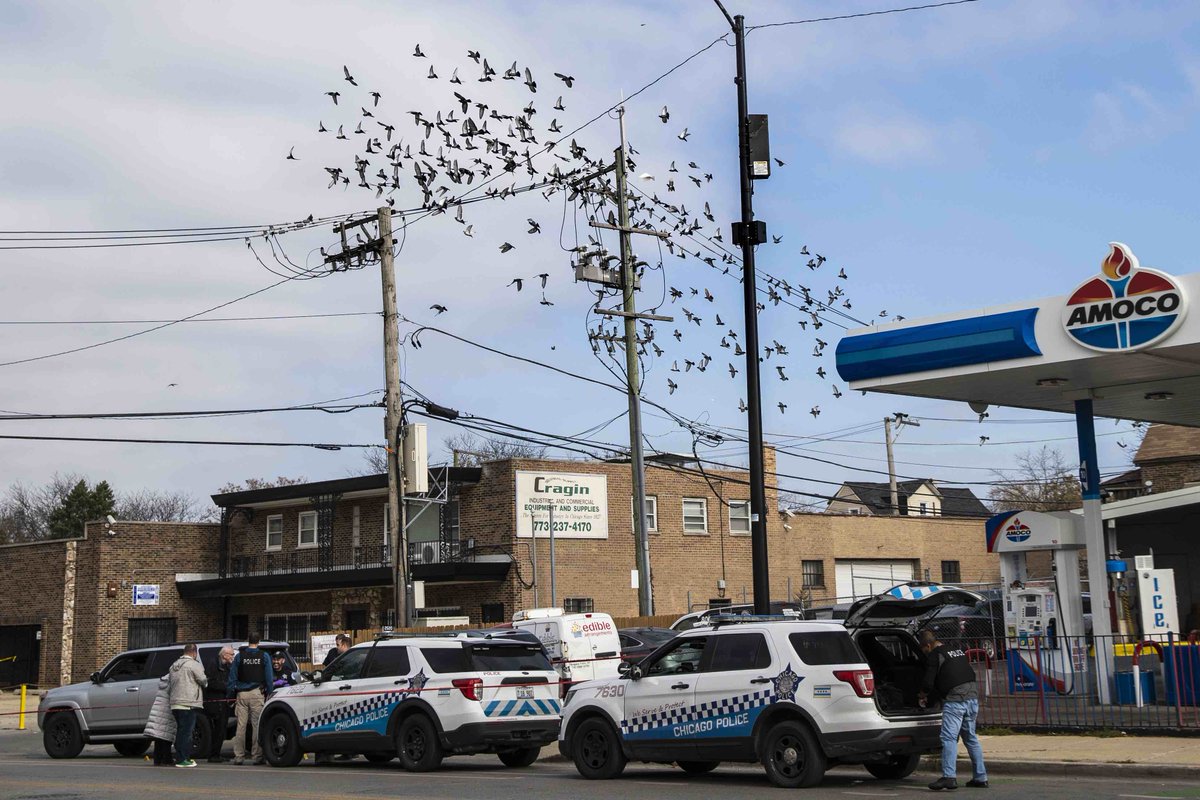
[748,0,982,32]
[0,401,380,423]
[0,311,380,326]
[0,433,377,450]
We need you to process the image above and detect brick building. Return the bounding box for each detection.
[0,451,1000,689]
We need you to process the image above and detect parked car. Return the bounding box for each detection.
[669,600,802,631]
[259,634,560,769]
[616,627,675,664]
[560,615,941,788]
[39,639,294,759]
[917,589,1006,658]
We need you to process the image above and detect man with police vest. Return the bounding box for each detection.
[919,630,987,790]
[227,633,275,765]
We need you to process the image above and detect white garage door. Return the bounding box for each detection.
[835,560,915,602]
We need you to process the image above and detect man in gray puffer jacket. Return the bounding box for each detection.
[168,644,207,768]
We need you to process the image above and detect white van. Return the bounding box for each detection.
[511,608,623,695]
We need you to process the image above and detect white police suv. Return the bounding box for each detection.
[259,634,561,770]
[559,617,941,788]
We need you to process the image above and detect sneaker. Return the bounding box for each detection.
[966,779,989,788]
[232,757,245,765]
[928,777,958,791]
[175,760,197,768]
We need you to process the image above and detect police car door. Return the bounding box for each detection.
[691,631,775,758]
[621,634,707,759]
[300,645,373,747]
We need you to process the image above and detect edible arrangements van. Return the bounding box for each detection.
[511,608,623,696]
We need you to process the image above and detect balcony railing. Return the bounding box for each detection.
[228,544,391,578]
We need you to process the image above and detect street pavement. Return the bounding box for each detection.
[2,730,1200,800]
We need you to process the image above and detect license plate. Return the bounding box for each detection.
[516,687,534,699]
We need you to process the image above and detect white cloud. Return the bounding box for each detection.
[831,111,940,165]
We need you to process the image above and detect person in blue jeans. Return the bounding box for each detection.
[919,630,987,791]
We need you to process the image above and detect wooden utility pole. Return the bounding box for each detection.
[377,207,410,628]
[885,416,899,515]
[327,208,408,627]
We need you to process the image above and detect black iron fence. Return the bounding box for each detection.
[928,633,1200,731]
[228,544,391,577]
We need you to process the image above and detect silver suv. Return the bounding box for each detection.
[38,639,293,759]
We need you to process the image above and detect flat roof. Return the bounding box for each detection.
[1094,484,1200,521]
[835,248,1200,426]
[211,467,481,508]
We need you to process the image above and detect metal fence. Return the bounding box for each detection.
[934,633,1200,731]
[228,544,390,577]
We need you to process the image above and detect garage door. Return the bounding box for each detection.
[835,561,915,602]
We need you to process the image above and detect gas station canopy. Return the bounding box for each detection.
[835,243,1200,426]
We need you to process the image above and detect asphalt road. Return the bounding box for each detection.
[1,731,1198,800]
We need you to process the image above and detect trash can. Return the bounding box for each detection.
[1164,644,1200,706]
[1115,670,1156,705]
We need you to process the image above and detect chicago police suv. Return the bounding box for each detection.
[258,633,561,770]
[559,616,942,788]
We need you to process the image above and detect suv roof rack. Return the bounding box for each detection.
[702,614,804,629]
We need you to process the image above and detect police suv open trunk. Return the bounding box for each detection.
[844,584,984,718]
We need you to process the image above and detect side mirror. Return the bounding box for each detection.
[627,664,643,681]
[299,670,312,682]
[310,670,324,685]
[90,671,101,684]
[617,661,633,678]
[291,671,303,684]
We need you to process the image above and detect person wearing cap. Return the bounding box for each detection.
[271,652,295,689]
[920,630,987,791]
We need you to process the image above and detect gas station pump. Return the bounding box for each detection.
[986,510,1087,694]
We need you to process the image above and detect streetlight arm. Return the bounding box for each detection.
[713,0,736,30]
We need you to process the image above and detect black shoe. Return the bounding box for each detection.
[929,777,958,791]
[207,756,225,763]
[966,779,988,788]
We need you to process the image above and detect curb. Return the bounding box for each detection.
[922,755,1200,781]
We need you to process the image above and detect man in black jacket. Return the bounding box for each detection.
[203,646,236,763]
[920,630,987,791]
[322,634,351,666]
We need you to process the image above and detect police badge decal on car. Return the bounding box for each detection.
[772,665,802,702]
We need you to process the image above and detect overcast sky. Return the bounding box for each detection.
[1,0,1197,510]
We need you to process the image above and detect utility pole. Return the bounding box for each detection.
[715,1,771,615]
[327,208,409,628]
[615,106,654,617]
[573,111,674,616]
[885,416,899,515]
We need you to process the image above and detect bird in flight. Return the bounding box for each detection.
[527,218,541,234]
[286,147,298,160]
[979,436,990,445]
[430,304,447,315]
[554,72,575,87]
[413,44,426,58]
[343,65,357,85]
[810,406,821,418]
[370,91,381,106]
[325,91,340,104]
[678,128,690,142]
[778,402,787,414]
[499,242,515,253]
[659,105,669,123]
[508,278,523,291]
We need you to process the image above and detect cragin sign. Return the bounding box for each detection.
[1062,242,1186,352]
[515,470,608,539]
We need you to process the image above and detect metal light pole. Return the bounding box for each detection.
[715,2,770,614]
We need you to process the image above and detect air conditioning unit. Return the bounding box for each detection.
[1134,555,1155,570]
[420,543,437,564]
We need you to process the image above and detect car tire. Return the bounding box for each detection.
[677,760,720,774]
[43,711,84,759]
[191,713,213,761]
[396,714,443,772]
[866,753,921,780]
[114,740,151,757]
[364,752,395,763]
[760,720,826,789]
[571,717,626,780]
[261,712,303,768]
[497,746,541,768]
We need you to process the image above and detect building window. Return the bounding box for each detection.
[802,560,825,588]
[266,515,283,551]
[941,560,961,584]
[683,498,708,534]
[298,511,317,548]
[263,612,329,661]
[351,506,361,549]
[481,603,505,624]
[631,496,658,533]
[847,507,862,515]
[128,618,177,650]
[918,502,928,516]
[729,500,751,534]
[564,598,594,613]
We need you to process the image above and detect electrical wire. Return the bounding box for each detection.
[0,433,377,450]
[747,0,982,32]
[0,311,380,326]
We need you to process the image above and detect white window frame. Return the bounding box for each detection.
[631,496,659,533]
[265,515,283,552]
[728,500,751,535]
[682,498,709,534]
[298,511,318,549]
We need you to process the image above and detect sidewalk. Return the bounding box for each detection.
[0,690,38,732]
[923,733,1200,780]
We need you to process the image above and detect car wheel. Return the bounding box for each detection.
[866,753,920,780]
[760,720,826,789]
[571,717,626,780]
[114,740,151,757]
[261,713,303,768]
[677,760,720,774]
[43,711,84,759]
[190,713,213,761]
[396,714,443,772]
[364,752,395,763]
[497,746,541,768]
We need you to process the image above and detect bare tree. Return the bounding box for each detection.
[0,472,88,543]
[117,489,214,523]
[988,446,1081,512]
[354,448,388,476]
[444,432,547,466]
[216,476,308,493]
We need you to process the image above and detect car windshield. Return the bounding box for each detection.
[467,644,552,672]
